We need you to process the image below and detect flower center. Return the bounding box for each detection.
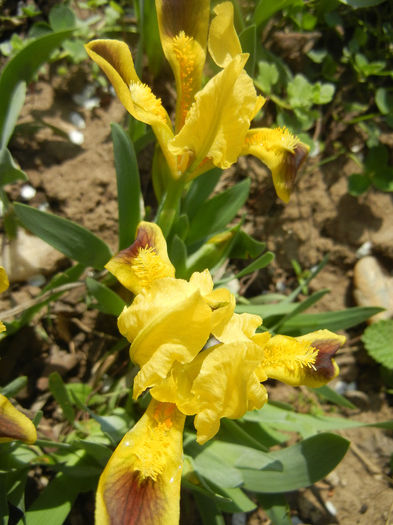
[263,338,318,372]
[247,127,300,153]
[132,247,173,289]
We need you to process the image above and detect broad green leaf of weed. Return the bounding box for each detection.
[362,320,393,369]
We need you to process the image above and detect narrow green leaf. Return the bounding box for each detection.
[111,123,141,250]
[218,252,274,286]
[48,372,75,423]
[313,385,356,409]
[0,147,27,186]
[194,492,225,525]
[278,306,384,335]
[241,433,349,493]
[272,289,330,332]
[187,179,250,245]
[229,230,265,259]
[86,276,126,316]
[0,376,28,397]
[0,81,26,149]
[14,202,112,269]
[22,472,94,525]
[183,168,221,220]
[169,235,187,278]
[0,30,74,147]
[254,0,297,28]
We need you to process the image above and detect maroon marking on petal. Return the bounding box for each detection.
[0,414,27,441]
[118,226,157,262]
[104,471,166,525]
[283,143,309,192]
[311,339,341,379]
[160,0,202,39]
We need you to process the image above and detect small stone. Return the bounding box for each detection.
[1,229,65,282]
[353,256,393,323]
[69,111,86,129]
[20,184,36,200]
[68,129,84,145]
[325,500,337,516]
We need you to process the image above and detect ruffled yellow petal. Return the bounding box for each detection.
[208,2,242,67]
[256,330,345,388]
[118,270,234,399]
[0,267,9,294]
[242,127,309,202]
[0,394,36,444]
[84,40,177,176]
[169,54,265,179]
[151,313,266,444]
[105,222,175,295]
[156,0,210,130]
[96,399,185,525]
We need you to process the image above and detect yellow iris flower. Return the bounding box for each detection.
[85,1,309,202]
[0,267,37,445]
[95,222,345,524]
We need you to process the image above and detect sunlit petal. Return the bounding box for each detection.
[0,394,36,444]
[242,127,309,202]
[96,400,185,525]
[256,330,345,387]
[105,222,175,295]
[151,313,266,444]
[208,2,242,67]
[170,55,265,178]
[85,40,176,175]
[0,267,9,294]
[156,0,210,130]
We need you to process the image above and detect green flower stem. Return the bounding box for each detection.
[156,177,185,237]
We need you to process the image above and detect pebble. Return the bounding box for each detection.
[20,184,36,200]
[68,129,84,145]
[69,111,86,129]
[1,229,64,282]
[353,256,393,323]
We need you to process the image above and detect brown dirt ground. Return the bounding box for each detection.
[2,65,393,524]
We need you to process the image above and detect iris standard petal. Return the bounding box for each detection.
[96,400,185,525]
[169,54,265,179]
[208,1,242,68]
[105,222,175,295]
[256,329,345,388]
[0,394,36,444]
[156,0,210,131]
[242,127,309,202]
[0,267,9,294]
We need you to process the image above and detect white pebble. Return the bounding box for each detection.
[325,500,337,516]
[356,241,372,258]
[68,129,84,145]
[69,111,86,129]
[27,274,46,287]
[20,184,36,200]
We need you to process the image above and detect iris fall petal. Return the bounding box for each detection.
[0,394,37,444]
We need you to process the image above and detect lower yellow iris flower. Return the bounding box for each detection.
[96,222,345,524]
[0,267,37,445]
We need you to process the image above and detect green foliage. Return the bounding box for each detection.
[362,320,393,369]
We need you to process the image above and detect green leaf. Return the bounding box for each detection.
[183,168,221,220]
[0,377,28,398]
[14,202,112,269]
[169,235,187,278]
[278,306,384,335]
[338,0,386,7]
[217,251,274,286]
[49,5,76,31]
[271,289,330,332]
[111,123,142,250]
[362,320,393,369]
[254,0,298,28]
[22,472,94,525]
[48,372,75,423]
[0,80,26,149]
[313,385,356,409]
[86,277,126,316]
[241,433,349,492]
[375,88,393,115]
[0,30,73,148]
[187,179,250,245]
[0,147,27,186]
[348,173,371,195]
[256,494,293,525]
[255,61,279,94]
[229,230,266,259]
[239,25,256,76]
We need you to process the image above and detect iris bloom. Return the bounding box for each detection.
[96,222,345,524]
[85,1,309,204]
[0,267,37,445]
